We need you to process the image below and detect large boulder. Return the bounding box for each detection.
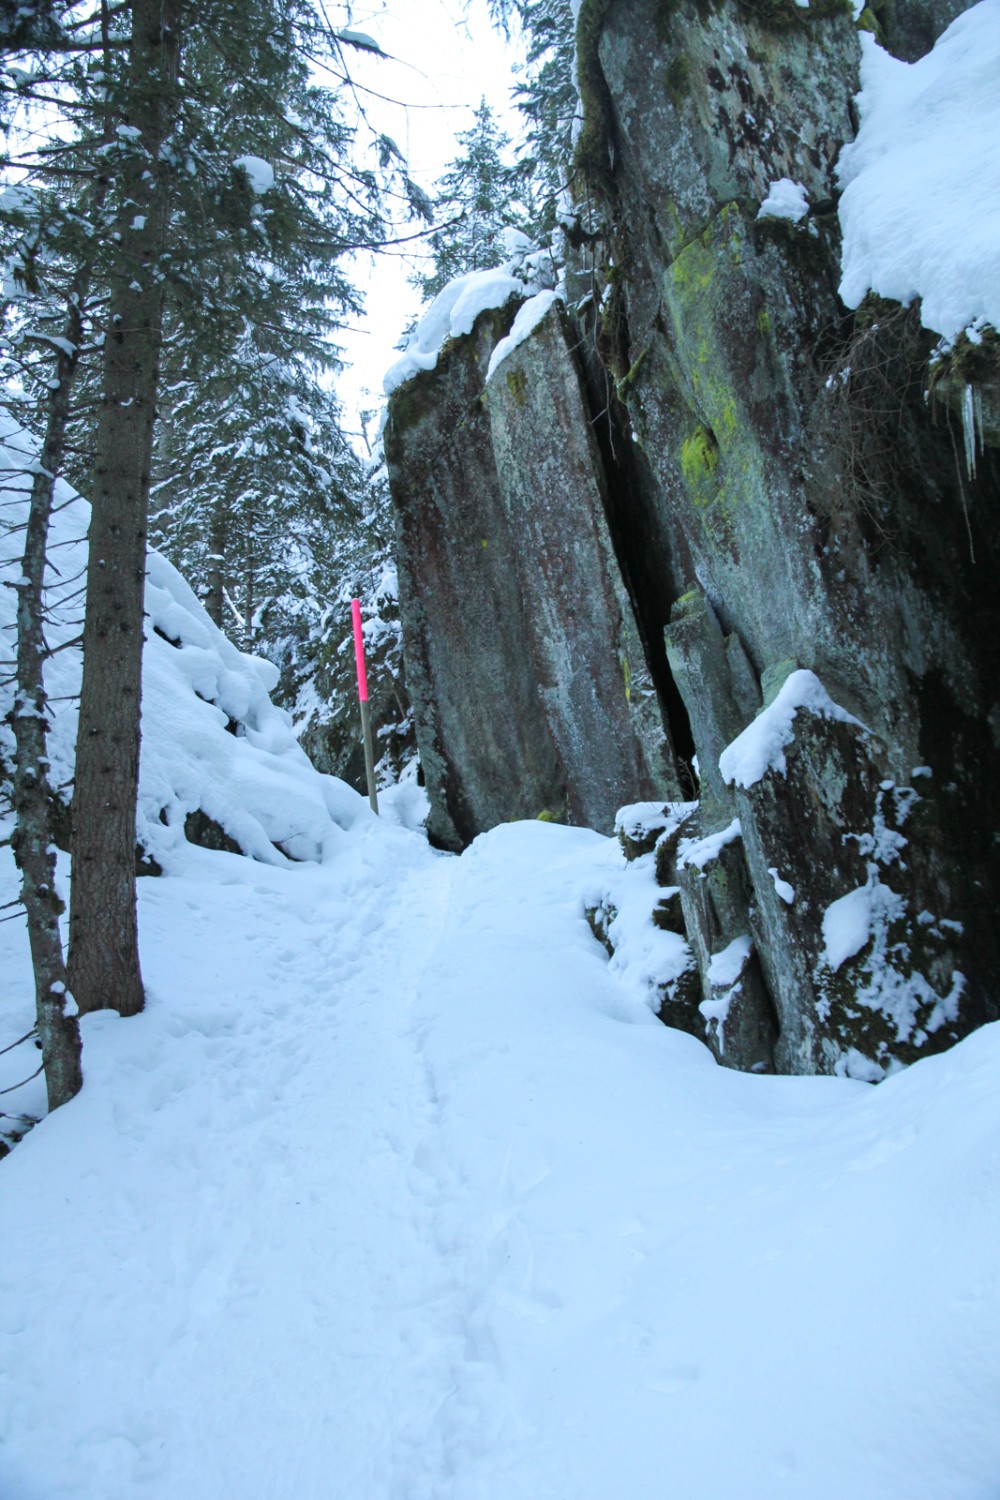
[580,0,1000,1059]
[385,295,680,849]
[384,303,566,850]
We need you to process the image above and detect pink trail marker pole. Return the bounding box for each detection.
[351,598,379,815]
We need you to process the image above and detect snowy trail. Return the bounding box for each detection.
[0,825,462,1499]
[1,817,1000,1499]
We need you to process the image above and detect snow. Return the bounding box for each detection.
[757,177,809,223]
[383,238,560,397]
[838,1,1000,340]
[677,816,741,871]
[582,837,693,1017]
[700,935,753,1053]
[614,800,684,841]
[333,28,384,54]
[0,414,367,868]
[708,933,752,989]
[0,457,994,1491]
[486,288,559,380]
[233,155,274,194]
[719,669,867,789]
[822,883,873,969]
[383,268,525,395]
[2,811,1000,1498]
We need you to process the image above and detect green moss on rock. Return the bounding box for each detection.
[854,5,886,42]
[736,0,851,26]
[933,325,1000,387]
[663,53,692,106]
[652,889,686,933]
[681,424,721,507]
[506,367,528,405]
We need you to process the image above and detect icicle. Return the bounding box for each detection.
[961,382,978,480]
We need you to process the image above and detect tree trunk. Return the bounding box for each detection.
[203,498,228,628]
[11,298,85,1110]
[68,0,181,1017]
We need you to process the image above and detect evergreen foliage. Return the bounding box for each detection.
[411,98,526,303]
[0,0,417,649]
[0,0,427,1093]
[489,0,577,233]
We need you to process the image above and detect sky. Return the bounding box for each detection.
[329,0,524,442]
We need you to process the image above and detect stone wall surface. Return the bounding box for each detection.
[485,303,679,831]
[383,0,1000,1077]
[384,304,566,851]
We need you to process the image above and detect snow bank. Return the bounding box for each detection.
[0,413,368,867]
[719,670,866,789]
[4,816,1000,1497]
[838,2,1000,339]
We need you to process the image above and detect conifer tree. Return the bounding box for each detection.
[68,0,182,1018]
[1,0,425,1071]
[489,0,576,234]
[412,98,526,302]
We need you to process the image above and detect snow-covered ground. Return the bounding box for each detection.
[3,6,1000,1492]
[838,0,1000,339]
[1,812,999,1499]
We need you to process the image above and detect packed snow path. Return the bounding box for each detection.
[2,818,999,1499]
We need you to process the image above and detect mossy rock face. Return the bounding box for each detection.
[485,300,680,830]
[505,367,528,405]
[808,776,976,1077]
[736,0,850,26]
[929,326,1000,450]
[872,0,973,63]
[663,53,692,105]
[935,325,1000,387]
[653,807,699,885]
[572,0,616,197]
[674,820,779,1072]
[384,297,569,852]
[732,709,995,1077]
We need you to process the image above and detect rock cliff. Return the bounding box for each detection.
[384,0,999,1078]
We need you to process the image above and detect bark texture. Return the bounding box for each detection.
[68,0,181,1016]
[11,301,85,1109]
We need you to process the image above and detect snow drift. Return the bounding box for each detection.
[0,413,368,868]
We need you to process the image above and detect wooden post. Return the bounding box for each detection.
[351,598,379,815]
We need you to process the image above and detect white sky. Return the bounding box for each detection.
[330,0,523,442]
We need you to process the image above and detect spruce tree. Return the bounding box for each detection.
[68,0,183,1018]
[1,0,423,1056]
[412,98,526,302]
[489,0,577,234]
